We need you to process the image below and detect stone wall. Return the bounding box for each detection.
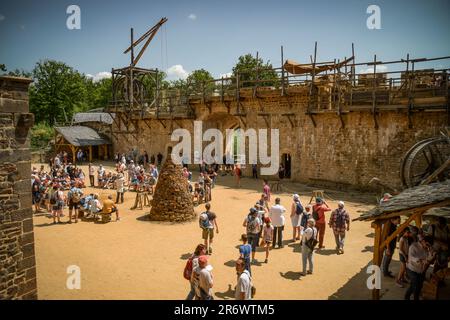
[112,89,448,191]
[0,76,37,299]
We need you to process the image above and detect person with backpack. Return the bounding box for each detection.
[191,255,214,300]
[300,205,312,231]
[199,203,219,255]
[262,217,274,263]
[238,234,252,275]
[67,182,83,224]
[301,218,318,276]
[290,194,304,242]
[235,258,253,300]
[184,244,207,300]
[53,186,65,224]
[312,197,331,250]
[49,185,62,224]
[328,201,350,254]
[243,208,261,264]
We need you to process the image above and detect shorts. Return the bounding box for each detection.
[69,201,80,210]
[202,228,214,240]
[399,254,406,263]
[53,200,64,211]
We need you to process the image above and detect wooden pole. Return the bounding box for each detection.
[89,145,92,162]
[281,45,285,96]
[372,221,382,300]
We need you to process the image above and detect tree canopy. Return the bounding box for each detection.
[232,53,279,87]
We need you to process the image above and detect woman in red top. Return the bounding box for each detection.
[312,197,331,250]
[234,165,242,188]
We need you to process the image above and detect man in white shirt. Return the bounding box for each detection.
[235,258,252,300]
[191,255,213,300]
[269,197,286,248]
[405,235,433,300]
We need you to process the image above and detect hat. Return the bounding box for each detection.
[338,201,345,207]
[250,208,257,214]
[316,197,323,203]
[198,255,208,265]
[264,217,271,224]
[293,194,299,200]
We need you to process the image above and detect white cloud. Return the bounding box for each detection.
[167,64,189,80]
[188,14,197,20]
[0,15,5,22]
[87,71,112,82]
[360,65,388,74]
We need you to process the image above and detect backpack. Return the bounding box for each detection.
[71,189,81,203]
[300,213,310,229]
[199,212,210,229]
[312,205,320,221]
[50,192,57,205]
[295,201,304,215]
[183,257,194,281]
[306,228,319,250]
[246,215,259,234]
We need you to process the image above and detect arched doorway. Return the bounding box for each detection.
[281,153,292,179]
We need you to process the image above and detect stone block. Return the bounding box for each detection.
[0,98,28,113]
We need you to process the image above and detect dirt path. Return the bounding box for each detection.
[33,163,378,300]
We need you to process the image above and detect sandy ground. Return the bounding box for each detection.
[32,162,427,300]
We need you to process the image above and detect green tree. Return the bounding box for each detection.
[0,64,6,72]
[232,54,279,87]
[186,69,215,94]
[30,60,88,125]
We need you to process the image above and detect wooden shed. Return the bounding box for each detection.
[54,126,112,163]
[355,179,450,299]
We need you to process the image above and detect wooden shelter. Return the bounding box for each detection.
[54,126,111,163]
[355,179,450,300]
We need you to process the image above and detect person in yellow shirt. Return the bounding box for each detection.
[102,195,120,221]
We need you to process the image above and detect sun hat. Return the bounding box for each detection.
[293,194,299,200]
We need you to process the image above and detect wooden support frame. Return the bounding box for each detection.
[206,101,213,114]
[158,119,167,129]
[282,113,296,128]
[371,220,383,300]
[258,113,271,128]
[238,114,247,129]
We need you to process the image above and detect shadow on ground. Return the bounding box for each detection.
[215,284,235,300]
[280,271,302,281]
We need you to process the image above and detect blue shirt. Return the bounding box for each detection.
[239,244,252,260]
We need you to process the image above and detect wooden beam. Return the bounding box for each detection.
[371,221,382,300]
[282,113,295,128]
[419,157,450,185]
[158,119,167,129]
[379,212,421,252]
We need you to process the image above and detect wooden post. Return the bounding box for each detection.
[89,145,92,162]
[372,54,378,129]
[372,221,382,300]
[281,45,285,96]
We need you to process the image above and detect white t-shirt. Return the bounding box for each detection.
[235,270,252,300]
[269,204,286,227]
[192,267,213,298]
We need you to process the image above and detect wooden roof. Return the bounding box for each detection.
[356,179,450,221]
[55,126,111,147]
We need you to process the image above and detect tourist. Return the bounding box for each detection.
[49,185,60,223]
[396,226,413,288]
[97,164,105,188]
[184,244,207,300]
[204,173,212,202]
[239,234,252,275]
[191,255,214,300]
[45,182,55,212]
[243,208,261,263]
[127,160,135,185]
[328,201,350,254]
[257,193,270,212]
[54,186,65,224]
[312,197,331,250]
[115,173,125,204]
[381,216,401,278]
[278,164,285,180]
[262,179,271,202]
[427,217,450,275]
[208,168,217,189]
[88,163,95,187]
[102,194,120,221]
[157,152,163,166]
[300,205,312,231]
[67,182,83,224]
[32,178,42,214]
[290,194,304,242]
[199,203,218,255]
[262,217,274,263]
[405,234,433,300]
[88,193,102,217]
[193,182,204,204]
[235,258,252,300]
[252,164,258,179]
[301,219,318,276]
[76,149,83,164]
[144,151,149,166]
[380,193,392,205]
[234,164,242,188]
[269,197,286,249]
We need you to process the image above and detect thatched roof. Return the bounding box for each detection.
[423,206,450,221]
[73,112,115,125]
[356,180,450,221]
[55,126,111,147]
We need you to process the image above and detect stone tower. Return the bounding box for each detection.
[149,156,195,222]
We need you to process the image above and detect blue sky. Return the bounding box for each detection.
[0,0,449,80]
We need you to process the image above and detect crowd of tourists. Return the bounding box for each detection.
[380,216,449,300]
[183,179,352,300]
